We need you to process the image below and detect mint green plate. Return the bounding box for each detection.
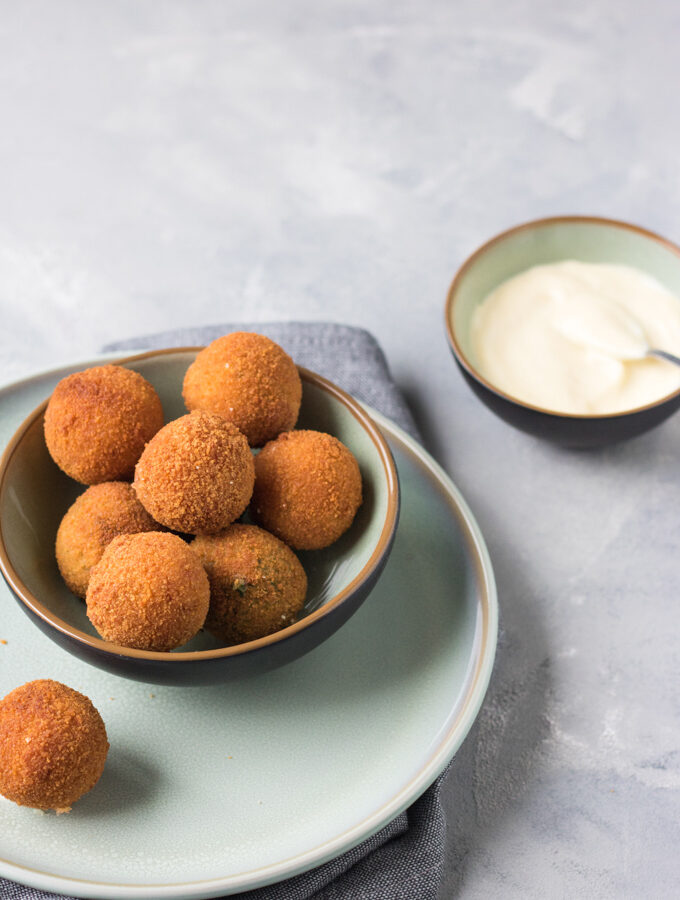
[0,360,497,899]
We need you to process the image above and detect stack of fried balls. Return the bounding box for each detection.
[0,333,364,813]
[51,332,363,655]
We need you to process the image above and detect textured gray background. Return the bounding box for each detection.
[1,1,679,897]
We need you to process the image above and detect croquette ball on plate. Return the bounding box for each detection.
[86,532,210,651]
[193,524,307,645]
[251,430,363,551]
[134,410,255,535]
[44,365,164,484]
[56,481,160,598]
[0,679,109,812]
[182,332,302,447]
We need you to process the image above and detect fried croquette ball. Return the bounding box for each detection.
[56,482,160,598]
[251,430,362,550]
[133,410,255,534]
[0,679,109,812]
[182,332,302,447]
[44,365,164,484]
[192,524,307,645]
[86,532,210,651]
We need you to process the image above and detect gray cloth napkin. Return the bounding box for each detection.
[2,323,449,900]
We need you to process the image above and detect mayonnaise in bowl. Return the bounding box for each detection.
[469,261,680,415]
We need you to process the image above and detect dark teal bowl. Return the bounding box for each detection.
[0,350,400,685]
[445,216,680,448]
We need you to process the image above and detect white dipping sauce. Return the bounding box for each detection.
[470,261,680,415]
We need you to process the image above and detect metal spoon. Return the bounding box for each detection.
[554,289,680,367]
[645,348,680,368]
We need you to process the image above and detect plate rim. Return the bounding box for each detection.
[0,353,498,899]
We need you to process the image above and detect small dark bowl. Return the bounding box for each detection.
[445,216,680,448]
[0,349,400,686]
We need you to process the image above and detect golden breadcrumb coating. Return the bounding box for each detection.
[44,365,164,484]
[182,333,302,447]
[133,410,255,534]
[193,524,307,645]
[0,679,109,812]
[56,481,160,598]
[86,532,209,651]
[251,430,362,550]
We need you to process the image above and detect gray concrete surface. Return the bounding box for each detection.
[1,1,679,896]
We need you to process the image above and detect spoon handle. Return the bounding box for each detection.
[648,348,680,369]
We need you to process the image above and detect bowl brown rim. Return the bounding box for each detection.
[0,347,400,664]
[444,214,680,420]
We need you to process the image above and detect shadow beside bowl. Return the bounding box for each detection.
[445,216,680,448]
[0,350,400,686]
